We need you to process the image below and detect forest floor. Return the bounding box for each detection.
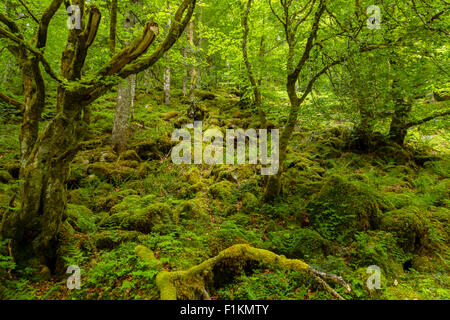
[0,87,449,300]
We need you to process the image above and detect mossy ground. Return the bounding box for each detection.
[0,87,449,300]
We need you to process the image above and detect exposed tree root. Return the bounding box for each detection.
[156,244,351,300]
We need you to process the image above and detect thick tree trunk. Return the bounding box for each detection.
[2,90,86,268]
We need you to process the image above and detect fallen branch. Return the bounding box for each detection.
[156,244,350,300]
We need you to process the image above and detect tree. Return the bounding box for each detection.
[242,0,266,128]
[111,0,141,154]
[262,0,448,201]
[0,0,196,269]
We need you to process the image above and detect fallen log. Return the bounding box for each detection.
[156,244,351,300]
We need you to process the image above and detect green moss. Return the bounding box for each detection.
[66,204,97,234]
[380,206,428,252]
[102,202,173,233]
[0,170,13,183]
[97,189,139,212]
[306,175,383,243]
[156,244,310,300]
[209,180,235,201]
[268,228,331,259]
[91,230,141,250]
[241,192,259,214]
[87,162,136,184]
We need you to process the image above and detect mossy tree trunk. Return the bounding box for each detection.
[263,1,326,202]
[0,0,197,268]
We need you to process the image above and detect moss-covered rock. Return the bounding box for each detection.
[91,230,141,250]
[161,111,180,121]
[87,162,136,184]
[66,204,97,234]
[133,137,175,161]
[380,206,428,252]
[306,175,383,243]
[183,167,201,184]
[120,150,142,162]
[135,245,156,262]
[241,192,259,214]
[97,189,139,212]
[268,228,331,259]
[0,170,13,183]
[209,180,235,201]
[102,201,173,233]
[177,196,210,223]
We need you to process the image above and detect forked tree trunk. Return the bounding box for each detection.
[2,89,86,268]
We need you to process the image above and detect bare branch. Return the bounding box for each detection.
[17,0,40,25]
[0,25,63,84]
[0,92,24,113]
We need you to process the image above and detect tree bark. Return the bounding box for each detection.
[164,66,171,105]
[242,0,266,128]
[112,0,140,154]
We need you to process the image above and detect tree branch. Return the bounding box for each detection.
[406,110,450,128]
[0,92,24,113]
[0,25,63,84]
[36,0,64,49]
[17,0,40,25]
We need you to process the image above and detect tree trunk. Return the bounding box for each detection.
[182,47,188,96]
[164,66,171,105]
[109,0,118,53]
[242,0,266,128]
[2,89,86,269]
[0,0,195,271]
[111,1,140,153]
[388,102,410,146]
[112,77,132,153]
[263,79,299,201]
[188,20,196,101]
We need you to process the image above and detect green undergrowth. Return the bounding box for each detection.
[0,87,448,300]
